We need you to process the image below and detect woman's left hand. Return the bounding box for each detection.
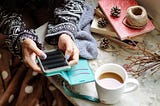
[22,38,47,73]
[58,34,79,66]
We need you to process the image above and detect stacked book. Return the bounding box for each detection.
[91,0,155,49]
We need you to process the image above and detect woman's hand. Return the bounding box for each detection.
[58,34,79,66]
[22,38,47,73]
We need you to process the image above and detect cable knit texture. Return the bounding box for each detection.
[75,4,98,59]
[45,3,98,59]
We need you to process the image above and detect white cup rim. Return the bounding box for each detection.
[95,63,128,90]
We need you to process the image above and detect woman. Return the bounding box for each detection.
[0,0,98,105]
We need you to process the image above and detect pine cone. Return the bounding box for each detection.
[110,6,121,17]
[97,18,107,28]
[100,37,110,49]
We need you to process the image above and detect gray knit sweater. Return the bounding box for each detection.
[76,4,98,59]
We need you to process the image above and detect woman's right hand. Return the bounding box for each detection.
[58,34,79,66]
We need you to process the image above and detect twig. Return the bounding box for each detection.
[124,44,160,77]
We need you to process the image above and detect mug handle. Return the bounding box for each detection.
[123,78,139,93]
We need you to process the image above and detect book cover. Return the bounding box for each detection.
[98,0,155,40]
[91,15,117,37]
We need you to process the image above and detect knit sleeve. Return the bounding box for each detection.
[45,0,84,45]
[0,7,42,59]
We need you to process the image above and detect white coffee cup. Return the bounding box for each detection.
[95,63,139,104]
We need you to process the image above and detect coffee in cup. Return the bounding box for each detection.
[95,63,139,104]
[97,72,124,89]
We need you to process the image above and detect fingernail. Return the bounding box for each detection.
[65,54,70,60]
[41,53,47,59]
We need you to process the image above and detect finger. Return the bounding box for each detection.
[24,56,42,73]
[23,47,42,73]
[68,47,79,66]
[30,44,47,60]
[69,57,79,66]
[64,43,74,60]
[23,38,47,59]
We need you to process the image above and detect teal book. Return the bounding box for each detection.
[48,58,95,85]
[59,58,95,85]
[37,52,95,85]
